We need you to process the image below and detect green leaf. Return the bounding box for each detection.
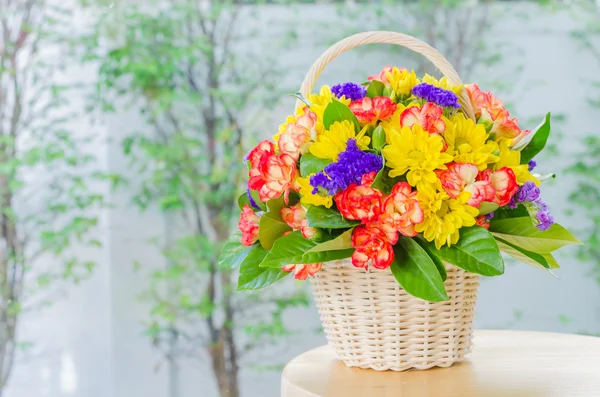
[414,237,447,281]
[238,245,289,291]
[266,195,287,214]
[542,253,560,269]
[260,231,353,268]
[492,204,529,220]
[495,237,550,271]
[366,80,385,98]
[478,201,499,216]
[299,153,332,177]
[306,228,354,253]
[237,190,265,211]
[371,125,386,152]
[258,212,292,250]
[425,226,505,276]
[237,192,251,210]
[519,112,551,163]
[370,155,388,192]
[323,100,360,132]
[391,238,449,302]
[218,232,253,269]
[490,218,582,253]
[306,206,360,229]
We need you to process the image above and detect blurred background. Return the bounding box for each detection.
[0,0,599,396]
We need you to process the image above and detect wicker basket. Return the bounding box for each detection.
[311,260,480,371]
[300,31,481,371]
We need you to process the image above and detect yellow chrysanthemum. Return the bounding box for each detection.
[416,189,478,249]
[494,140,540,186]
[443,113,499,170]
[385,67,420,99]
[306,85,350,122]
[380,103,407,139]
[295,176,332,208]
[422,74,463,95]
[382,124,453,192]
[309,120,370,161]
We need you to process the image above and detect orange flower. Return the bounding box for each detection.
[437,163,495,208]
[476,215,491,230]
[349,96,397,124]
[380,182,424,237]
[361,171,377,187]
[280,203,318,240]
[238,204,260,246]
[367,65,395,84]
[351,224,397,270]
[278,112,317,161]
[334,183,383,223]
[400,103,446,135]
[466,84,525,141]
[248,140,297,204]
[478,167,519,206]
[282,263,322,280]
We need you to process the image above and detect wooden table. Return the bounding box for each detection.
[281,330,600,397]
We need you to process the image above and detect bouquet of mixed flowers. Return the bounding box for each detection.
[221,66,580,302]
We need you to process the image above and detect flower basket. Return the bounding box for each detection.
[221,31,580,372]
[311,260,479,371]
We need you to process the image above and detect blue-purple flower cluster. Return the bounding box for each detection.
[509,181,555,231]
[412,83,460,108]
[332,82,367,102]
[310,139,383,195]
[528,160,537,171]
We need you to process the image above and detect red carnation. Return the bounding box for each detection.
[351,224,397,270]
[349,96,397,124]
[334,184,383,223]
[478,167,519,207]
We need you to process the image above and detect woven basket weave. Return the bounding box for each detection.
[311,260,480,371]
[300,31,481,371]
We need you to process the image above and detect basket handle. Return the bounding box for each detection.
[296,31,475,120]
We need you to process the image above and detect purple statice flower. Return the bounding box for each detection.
[507,197,519,209]
[246,187,260,210]
[331,82,367,102]
[309,139,383,195]
[485,212,495,221]
[516,181,541,203]
[536,202,555,231]
[509,180,555,231]
[412,83,460,108]
[528,160,537,171]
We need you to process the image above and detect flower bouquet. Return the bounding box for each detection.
[219,32,580,371]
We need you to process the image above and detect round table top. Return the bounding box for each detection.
[281,330,600,397]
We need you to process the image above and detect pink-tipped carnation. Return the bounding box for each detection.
[367,66,395,84]
[278,112,317,161]
[478,167,519,207]
[466,84,526,141]
[476,215,491,230]
[334,183,383,223]
[282,263,322,280]
[380,182,424,237]
[351,224,398,270]
[239,204,260,246]
[280,203,318,240]
[400,103,446,135]
[437,163,495,208]
[248,140,297,204]
[349,96,397,124]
